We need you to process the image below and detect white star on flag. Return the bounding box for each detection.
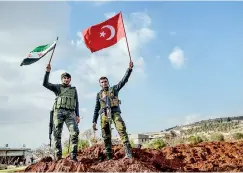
[100,31,106,37]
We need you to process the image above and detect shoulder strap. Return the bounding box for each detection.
[56,86,71,99]
[98,89,103,99]
[109,87,114,93]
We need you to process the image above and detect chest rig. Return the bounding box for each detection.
[99,87,120,109]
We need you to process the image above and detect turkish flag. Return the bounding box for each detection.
[82,12,125,53]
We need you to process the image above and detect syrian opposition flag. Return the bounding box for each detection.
[82,12,125,53]
[20,38,58,66]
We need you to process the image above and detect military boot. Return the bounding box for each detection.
[70,153,78,162]
[54,155,62,161]
[104,139,113,160]
[124,142,133,159]
[106,152,113,160]
[70,145,78,162]
[104,148,113,160]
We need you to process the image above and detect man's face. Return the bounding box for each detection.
[99,78,109,88]
[62,76,71,85]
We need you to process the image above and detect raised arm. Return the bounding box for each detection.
[92,93,101,124]
[114,61,134,92]
[43,64,59,94]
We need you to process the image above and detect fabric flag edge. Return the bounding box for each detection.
[81,12,125,53]
[20,39,57,66]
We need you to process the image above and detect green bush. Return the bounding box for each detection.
[188,136,203,145]
[232,133,243,140]
[141,141,153,149]
[150,138,166,149]
[78,139,90,149]
[210,133,224,141]
[129,139,135,148]
[142,138,166,149]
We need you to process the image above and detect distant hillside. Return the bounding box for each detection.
[162,115,243,132]
[142,115,243,146]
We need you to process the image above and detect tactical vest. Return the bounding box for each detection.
[99,87,120,109]
[54,86,76,110]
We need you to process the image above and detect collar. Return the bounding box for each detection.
[62,84,71,88]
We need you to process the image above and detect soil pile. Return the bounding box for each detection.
[24,141,243,172]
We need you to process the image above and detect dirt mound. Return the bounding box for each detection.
[24,141,243,172]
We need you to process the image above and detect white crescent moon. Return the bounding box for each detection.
[101,25,115,40]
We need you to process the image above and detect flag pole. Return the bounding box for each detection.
[48,37,58,65]
[120,12,132,63]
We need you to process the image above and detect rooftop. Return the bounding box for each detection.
[0,147,31,151]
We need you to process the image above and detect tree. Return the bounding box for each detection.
[170,130,177,138]
[80,128,97,146]
[32,144,55,160]
[227,117,231,122]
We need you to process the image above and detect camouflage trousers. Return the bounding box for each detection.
[53,108,79,158]
[100,112,131,155]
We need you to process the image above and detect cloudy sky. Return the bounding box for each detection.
[0,1,243,149]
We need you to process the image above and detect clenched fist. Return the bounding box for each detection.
[129,61,134,69]
[46,64,51,72]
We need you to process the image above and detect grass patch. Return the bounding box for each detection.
[232,133,243,140]
[0,166,26,172]
[210,133,224,141]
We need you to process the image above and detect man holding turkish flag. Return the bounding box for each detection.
[83,12,135,160]
[82,12,126,53]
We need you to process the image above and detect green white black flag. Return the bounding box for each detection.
[20,38,58,66]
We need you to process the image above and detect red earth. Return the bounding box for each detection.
[24,141,243,172]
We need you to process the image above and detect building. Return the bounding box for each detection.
[129,134,151,148]
[0,146,32,166]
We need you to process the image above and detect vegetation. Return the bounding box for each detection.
[232,133,243,140]
[156,118,243,147]
[63,139,89,157]
[178,116,243,129]
[32,144,55,159]
[168,137,186,146]
[152,138,166,149]
[188,136,203,145]
[142,138,166,149]
[181,121,240,135]
[210,133,224,141]
[32,117,243,159]
[129,139,135,148]
[0,166,26,172]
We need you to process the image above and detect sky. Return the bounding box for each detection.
[0,1,243,149]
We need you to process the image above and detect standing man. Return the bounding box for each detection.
[92,61,134,160]
[43,64,80,161]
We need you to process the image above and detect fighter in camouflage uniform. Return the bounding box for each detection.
[92,61,134,160]
[43,64,80,161]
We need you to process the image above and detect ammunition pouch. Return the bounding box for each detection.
[54,96,76,110]
[99,87,121,109]
[53,86,76,111]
